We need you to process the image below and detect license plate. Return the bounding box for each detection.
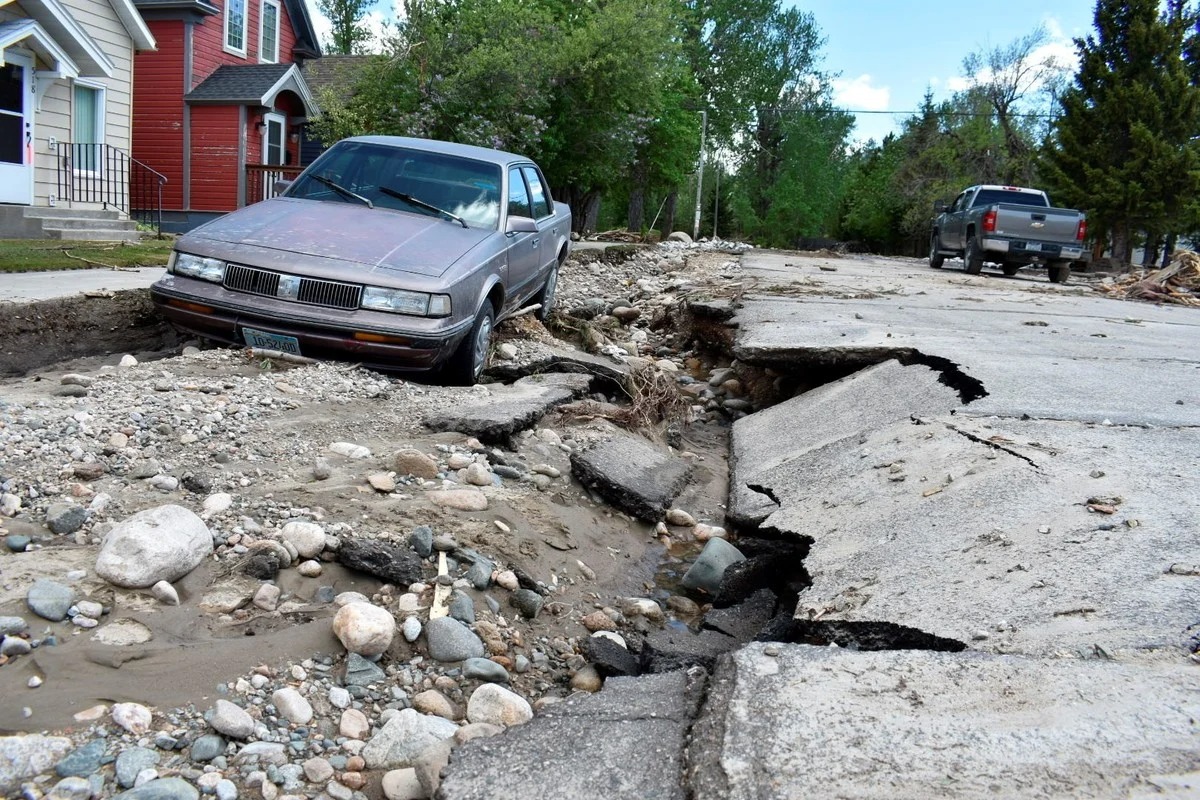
[242,327,301,355]
[1024,242,1042,252]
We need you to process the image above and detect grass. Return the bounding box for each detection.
[0,238,175,273]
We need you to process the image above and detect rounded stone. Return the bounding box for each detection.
[462,658,509,683]
[332,602,396,657]
[382,768,423,800]
[401,616,422,643]
[272,687,314,725]
[339,708,370,740]
[208,699,255,739]
[466,683,533,728]
[111,702,153,735]
[280,521,326,558]
[425,616,485,662]
[115,747,160,789]
[510,589,543,619]
[27,579,76,622]
[570,664,603,692]
[190,734,225,763]
[665,508,696,527]
[95,504,213,589]
[412,689,457,720]
[393,448,439,479]
[681,537,747,594]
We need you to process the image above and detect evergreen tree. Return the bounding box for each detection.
[1041,0,1200,264]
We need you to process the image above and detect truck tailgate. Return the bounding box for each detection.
[992,203,1081,244]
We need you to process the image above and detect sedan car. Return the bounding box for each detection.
[151,136,572,384]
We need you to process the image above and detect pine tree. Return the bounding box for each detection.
[1041,0,1200,265]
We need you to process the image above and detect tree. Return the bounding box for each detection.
[1041,0,1200,264]
[319,0,375,55]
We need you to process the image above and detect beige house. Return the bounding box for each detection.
[0,0,156,239]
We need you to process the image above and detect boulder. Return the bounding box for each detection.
[362,708,457,769]
[95,505,213,589]
[332,602,395,657]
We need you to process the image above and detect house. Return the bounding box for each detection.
[0,0,157,240]
[131,0,321,232]
[297,53,371,163]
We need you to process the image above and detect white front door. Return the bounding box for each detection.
[0,51,34,205]
[260,111,285,200]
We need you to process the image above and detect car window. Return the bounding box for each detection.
[972,189,1049,208]
[508,168,533,219]
[521,166,553,219]
[288,141,502,229]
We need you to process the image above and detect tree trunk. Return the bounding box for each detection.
[627,162,647,232]
[1162,232,1178,267]
[662,191,678,236]
[1142,233,1161,267]
[1110,221,1132,268]
[560,186,600,235]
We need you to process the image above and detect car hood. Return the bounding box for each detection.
[184,198,494,278]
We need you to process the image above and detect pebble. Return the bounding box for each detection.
[692,523,727,541]
[27,579,76,622]
[208,699,256,739]
[382,768,424,800]
[151,581,180,606]
[570,664,603,692]
[297,559,323,577]
[332,602,396,657]
[272,687,314,724]
[402,617,422,642]
[368,472,397,493]
[312,458,332,480]
[510,589,544,619]
[665,508,696,526]
[111,702,153,734]
[115,747,160,788]
[466,683,533,727]
[463,657,510,683]
[339,708,371,739]
[494,570,519,591]
[190,734,225,762]
[55,739,105,777]
[465,462,493,486]
[425,617,485,662]
[329,442,371,459]
[412,689,458,720]
[393,448,439,479]
[253,583,281,611]
[45,502,88,535]
[280,520,325,558]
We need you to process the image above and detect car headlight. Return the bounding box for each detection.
[169,252,227,283]
[361,287,452,317]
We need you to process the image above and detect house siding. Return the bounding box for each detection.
[132,18,186,208]
[191,0,300,86]
[189,105,241,210]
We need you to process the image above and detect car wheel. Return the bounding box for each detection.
[534,262,559,322]
[1002,262,1022,277]
[929,233,945,269]
[1048,261,1071,284]
[964,236,984,275]
[443,303,495,386]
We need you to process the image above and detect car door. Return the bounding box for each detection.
[505,166,541,308]
[944,191,967,248]
[521,165,561,285]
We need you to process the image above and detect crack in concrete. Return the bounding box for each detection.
[942,421,1044,469]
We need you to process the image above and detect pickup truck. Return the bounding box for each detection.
[929,185,1087,283]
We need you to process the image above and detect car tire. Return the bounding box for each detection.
[964,235,984,275]
[534,261,559,322]
[443,303,495,386]
[1002,262,1022,277]
[929,234,945,269]
[1048,262,1071,284]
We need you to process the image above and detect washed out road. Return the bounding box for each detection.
[441,250,1200,799]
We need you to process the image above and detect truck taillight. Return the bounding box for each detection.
[1076,219,1087,241]
[982,209,997,233]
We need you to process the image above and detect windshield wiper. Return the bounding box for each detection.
[312,175,373,209]
[380,186,468,228]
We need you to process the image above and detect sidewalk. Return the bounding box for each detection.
[2,266,165,302]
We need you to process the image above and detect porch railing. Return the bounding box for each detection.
[55,142,168,235]
[245,164,304,207]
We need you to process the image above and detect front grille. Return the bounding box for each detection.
[223,264,363,310]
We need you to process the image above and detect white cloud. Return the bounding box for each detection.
[305,0,397,54]
[832,74,890,112]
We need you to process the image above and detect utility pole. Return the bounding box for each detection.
[712,162,719,240]
[692,109,706,242]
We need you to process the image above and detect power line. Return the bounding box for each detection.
[776,107,1056,119]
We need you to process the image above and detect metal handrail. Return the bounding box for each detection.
[55,142,168,235]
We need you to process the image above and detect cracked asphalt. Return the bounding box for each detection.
[440,250,1200,799]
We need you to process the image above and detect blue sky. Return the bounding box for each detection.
[790,0,1101,143]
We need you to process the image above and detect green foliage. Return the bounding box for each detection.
[318,0,375,54]
[1041,0,1200,263]
[836,135,906,251]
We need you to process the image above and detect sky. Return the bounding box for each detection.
[303,0,1101,144]
[791,0,1100,143]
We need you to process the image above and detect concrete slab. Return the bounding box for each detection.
[439,668,704,800]
[691,643,1200,800]
[0,267,164,302]
[423,373,593,443]
[570,428,694,522]
[727,359,960,526]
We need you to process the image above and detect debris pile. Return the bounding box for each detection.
[1099,250,1200,306]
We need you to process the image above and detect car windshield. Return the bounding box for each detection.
[971,189,1049,208]
[288,141,503,230]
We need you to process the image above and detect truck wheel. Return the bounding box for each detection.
[534,260,560,322]
[442,303,494,386]
[964,236,984,275]
[1002,263,1021,277]
[1048,262,1071,284]
[928,234,945,269]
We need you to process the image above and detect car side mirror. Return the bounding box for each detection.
[933,200,948,214]
[506,215,538,234]
[273,179,293,195]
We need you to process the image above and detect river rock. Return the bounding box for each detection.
[272,687,313,725]
[0,735,73,795]
[329,442,371,459]
[510,589,543,619]
[95,505,213,589]
[466,558,494,590]
[253,584,280,611]
[368,472,397,493]
[344,652,386,686]
[46,502,87,535]
[111,777,199,800]
[280,521,325,558]
[208,699,255,739]
[392,448,439,479]
[55,739,105,777]
[466,684,533,727]
[150,581,180,606]
[464,463,492,486]
[463,658,509,683]
[665,508,696,527]
[1,637,31,657]
[412,689,458,720]
[681,537,747,594]
[112,703,153,735]
[189,734,224,763]
[448,590,475,624]
[333,602,395,657]
[408,526,434,558]
[338,538,423,586]
[402,616,422,642]
[115,747,160,788]
[46,776,92,800]
[382,768,423,800]
[340,708,370,739]
[425,617,485,662]
[362,708,457,769]
[26,579,75,621]
[426,489,488,511]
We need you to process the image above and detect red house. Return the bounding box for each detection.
[131,0,321,231]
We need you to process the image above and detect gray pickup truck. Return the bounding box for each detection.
[929,185,1087,283]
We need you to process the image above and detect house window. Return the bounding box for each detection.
[259,0,280,63]
[224,0,247,55]
[72,82,105,173]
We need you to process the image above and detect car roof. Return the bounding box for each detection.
[972,185,1044,193]
[345,135,533,167]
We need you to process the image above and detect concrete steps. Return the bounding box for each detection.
[7,207,142,243]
